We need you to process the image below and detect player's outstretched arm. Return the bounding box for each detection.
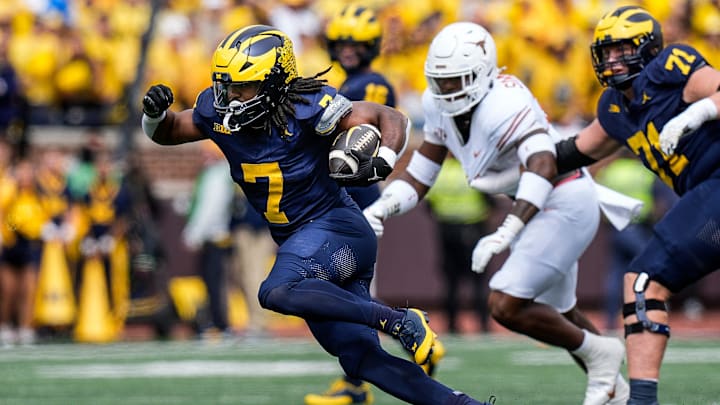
[659,66,720,155]
[556,119,621,174]
[362,142,448,238]
[141,84,206,146]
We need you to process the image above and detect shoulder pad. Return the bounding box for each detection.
[645,44,707,85]
[193,88,216,119]
[315,94,352,136]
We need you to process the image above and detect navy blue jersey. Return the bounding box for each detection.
[339,71,396,107]
[345,185,380,210]
[192,85,355,243]
[597,44,720,195]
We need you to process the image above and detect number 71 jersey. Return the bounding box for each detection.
[597,44,720,195]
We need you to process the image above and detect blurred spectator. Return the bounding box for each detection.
[34,147,76,333]
[425,156,494,334]
[8,15,62,119]
[689,1,720,66]
[269,0,321,55]
[230,188,275,336]
[121,153,171,337]
[0,26,27,155]
[0,158,46,346]
[36,147,74,251]
[75,151,131,323]
[66,130,104,201]
[182,141,235,338]
[54,28,103,126]
[0,138,15,217]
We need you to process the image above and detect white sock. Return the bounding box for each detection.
[571,330,594,359]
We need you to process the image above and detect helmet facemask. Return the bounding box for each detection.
[591,37,656,90]
[213,67,289,132]
[426,69,491,117]
[424,22,498,117]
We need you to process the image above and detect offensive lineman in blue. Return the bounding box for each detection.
[141,25,492,405]
[554,6,720,404]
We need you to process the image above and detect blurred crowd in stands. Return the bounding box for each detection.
[0,0,719,135]
[0,0,718,343]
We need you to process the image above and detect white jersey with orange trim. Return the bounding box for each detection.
[421,73,598,310]
[421,73,559,194]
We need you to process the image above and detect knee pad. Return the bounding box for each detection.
[257,282,291,313]
[623,272,670,338]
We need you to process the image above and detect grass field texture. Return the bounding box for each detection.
[1,335,720,405]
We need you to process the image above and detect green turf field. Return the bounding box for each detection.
[1,335,719,404]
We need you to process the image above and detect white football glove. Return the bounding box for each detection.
[659,98,717,155]
[363,194,399,238]
[471,214,524,273]
[361,179,420,238]
[363,205,386,238]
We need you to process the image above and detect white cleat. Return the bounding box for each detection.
[606,374,629,405]
[582,336,626,405]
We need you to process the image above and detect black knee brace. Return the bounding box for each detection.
[622,272,671,338]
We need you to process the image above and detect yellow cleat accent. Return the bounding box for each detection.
[391,308,436,365]
[304,377,374,405]
[421,337,446,377]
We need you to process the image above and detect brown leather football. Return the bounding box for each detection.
[328,124,381,175]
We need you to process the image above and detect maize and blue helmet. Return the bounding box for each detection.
[591,6,663,90]
[211,25,298,131]
[324,4,382,71]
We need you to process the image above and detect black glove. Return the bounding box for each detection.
[331,149,393,186]
[142,84,174,118]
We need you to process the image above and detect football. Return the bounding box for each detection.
[328,124,381,175]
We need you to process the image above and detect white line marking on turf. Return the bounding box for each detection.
[36,360,340,378]
[512,348,720,366]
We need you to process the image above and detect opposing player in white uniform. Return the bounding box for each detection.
[363,22,628,405]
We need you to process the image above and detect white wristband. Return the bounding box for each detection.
[517,133,556,167]
[377,146,397,168]
[406,150,442,187]
[377,179,418,218]
[142,111,166,138]
[514,171,554,210]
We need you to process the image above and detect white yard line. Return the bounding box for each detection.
[36,360,340,378]
[512,348,720,366]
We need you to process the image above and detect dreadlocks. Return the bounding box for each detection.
[270,67,331,134]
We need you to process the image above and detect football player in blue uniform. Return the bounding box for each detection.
[324,3,393,224]
[554,6,720,404]
[141,25,492,405]
[305,6,443,405]
[325,2,395,217]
